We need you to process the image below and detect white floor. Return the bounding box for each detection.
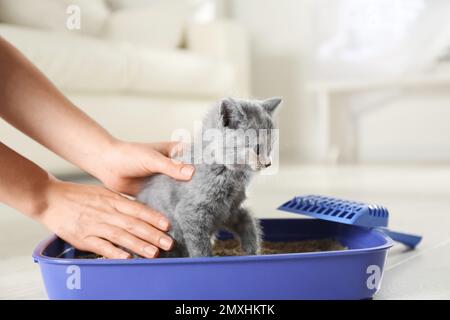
[1,164,450,299]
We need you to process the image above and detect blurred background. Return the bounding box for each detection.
[2,0,450,169]
[1,0,449,299]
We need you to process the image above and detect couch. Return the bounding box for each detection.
[0,0,250,175]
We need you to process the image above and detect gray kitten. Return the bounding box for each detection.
[137,97,282,257]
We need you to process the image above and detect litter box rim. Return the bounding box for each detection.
[33,219,394,266]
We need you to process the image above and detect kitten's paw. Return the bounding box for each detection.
[242,244,261,255]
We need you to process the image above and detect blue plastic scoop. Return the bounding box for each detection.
[278,195,422,248]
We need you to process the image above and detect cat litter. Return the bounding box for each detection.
[72,238,348,259]
[33,195,420,300]
[213,238,347,256]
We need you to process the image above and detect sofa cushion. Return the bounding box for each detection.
[0,0,110,36]
[0,24,235,98]
[102,1,189,49]
[106,0,164,11]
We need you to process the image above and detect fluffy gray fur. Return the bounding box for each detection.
[137,97,282,257]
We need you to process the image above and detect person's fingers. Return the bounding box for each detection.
[108,212,174,251]
[149,151,195,181]
[149,141,183,157]
[104,177,147,197]
[98,224,160,258]
[110,197,171,231]
[82,236,131,259]
[168,141,189,159]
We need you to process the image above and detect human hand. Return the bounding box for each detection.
[37,178,175,259]
[95,140,194,196]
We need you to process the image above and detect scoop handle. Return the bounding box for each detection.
[378,228,422,249]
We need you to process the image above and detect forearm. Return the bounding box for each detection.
[0,141,52,219]
[0,36,116,177]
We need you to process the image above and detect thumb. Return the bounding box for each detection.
[150,152,195,181]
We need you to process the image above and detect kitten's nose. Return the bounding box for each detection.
[264,162,271,168]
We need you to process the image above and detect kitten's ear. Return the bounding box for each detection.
[220,98,244,128]
[262,97,282,114]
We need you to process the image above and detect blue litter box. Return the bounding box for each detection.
[33,216,394,300]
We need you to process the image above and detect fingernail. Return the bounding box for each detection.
[144,246,157,257]
[158,218,170,230]
[120,252,131,259]
[181,165,194,178]
[159,236,173,250]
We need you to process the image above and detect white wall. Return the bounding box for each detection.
[228,0,314,162]
[358,88,450,163]
[229,0,450,164]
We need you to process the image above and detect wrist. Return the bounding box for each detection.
[28,173,58,222]
[90,138,125,183]
[80,135,122,180]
